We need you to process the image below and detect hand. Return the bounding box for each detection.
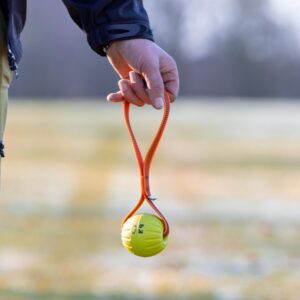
[106,39,179,109]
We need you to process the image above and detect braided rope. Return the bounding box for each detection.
[121,92,171,237]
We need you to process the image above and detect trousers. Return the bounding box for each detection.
[0,9,13,181]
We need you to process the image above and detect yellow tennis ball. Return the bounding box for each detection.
[121,213,168,257]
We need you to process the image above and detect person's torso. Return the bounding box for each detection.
[0,0,27,71]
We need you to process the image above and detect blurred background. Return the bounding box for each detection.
[1,0,300,299]
[10,0,300,98]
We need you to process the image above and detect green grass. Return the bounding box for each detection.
[0,290,216,300]
[1,99,300,299]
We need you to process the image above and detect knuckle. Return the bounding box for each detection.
[131,99,143,107]
[122,90,131,99]
[151,86,164,96]
[165,53,177,67]
[150,77,164,90]
[151,83,164,91]
[142,60,159,73]
[167,55,176,66]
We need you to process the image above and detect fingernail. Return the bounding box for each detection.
[129,71,136,83]
[154,97,164,109]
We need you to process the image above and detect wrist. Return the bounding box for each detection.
[103,41,113,54]
[106,38,156,55]
[87,23,154,56]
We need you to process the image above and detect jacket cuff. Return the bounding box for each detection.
[87,23,154,56]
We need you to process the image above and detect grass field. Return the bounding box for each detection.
[0,99,300,300]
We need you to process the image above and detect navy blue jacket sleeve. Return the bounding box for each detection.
[62,0,154,56]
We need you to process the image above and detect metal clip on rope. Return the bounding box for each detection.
[121,91,171,238]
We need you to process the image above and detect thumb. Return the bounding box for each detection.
[142,63,164,110]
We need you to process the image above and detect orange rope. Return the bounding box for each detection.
[121,91,170,237]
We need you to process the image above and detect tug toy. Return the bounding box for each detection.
[121,92,171,257]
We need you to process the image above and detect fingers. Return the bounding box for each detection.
[107,72,153,108]
[106,39,179,108]
[118,80,145,107]
[107,91,123,102]
[107,79,144,107]
[129,71,151,105]
[107,71,175,108]
[142,62,165,110]
[107,66,178,108]
[162,73,179,103]
[160,55,180,103]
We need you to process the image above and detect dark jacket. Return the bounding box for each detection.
[0,0,153,73]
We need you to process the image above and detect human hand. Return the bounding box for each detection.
[106,39,179,109]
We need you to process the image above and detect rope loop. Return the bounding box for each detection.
[121,91,171,237]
